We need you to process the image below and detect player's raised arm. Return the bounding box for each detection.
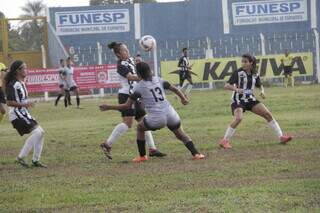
[166,82,189,105]
[99,98,134,111]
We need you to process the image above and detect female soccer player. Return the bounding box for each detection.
[178,48,193,96]
[100,42,165,159]
[4,60,46,167]
[219,54,292,149]
[54,59,69,107]
[65,57,80,108]
[0,62,8,123]
[100,62,205,163]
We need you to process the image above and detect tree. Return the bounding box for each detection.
[90,0,156,6]
[20,0,45,18]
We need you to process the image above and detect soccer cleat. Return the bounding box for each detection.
[280,135,292,144]
[192,153,205,160]
[219,139,232,149]
[31,161,47,168]
[149,149,167,157]
[16,157,29,167]
[132,156,148,163]
[100,142,112,160]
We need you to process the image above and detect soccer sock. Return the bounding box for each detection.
[136,139,146,157]
[145,131,157,150]
[32,127,45,162]
[18,128,41,159]
[268,119,283,138]
[184,141,199,156]
[106,123,129,146]
[185,84,193,95]
[223,126,236,140]
[284,77,288,88]
[55,94,63,106]
[64,97,68,108]
[76,97,80,107]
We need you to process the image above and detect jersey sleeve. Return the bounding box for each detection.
[255,75,262,88]
[227,71,238,85]
[117,61,131,78]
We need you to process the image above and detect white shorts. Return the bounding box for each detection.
[143,106,181,131]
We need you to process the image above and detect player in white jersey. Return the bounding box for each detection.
[54,59,69,107]
[63,57,80,108]
[100,62,205,163]
[100,42,166,160]
[4,60,46,168]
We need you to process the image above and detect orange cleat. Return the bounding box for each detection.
[132,155,148,163]
[219,139,232,149]
[192,153,205,160]
[280,135,292,144]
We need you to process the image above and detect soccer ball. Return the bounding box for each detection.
[139,35,156,51]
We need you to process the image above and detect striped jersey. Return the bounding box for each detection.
[117,57,137,95]
[178,56,189,73]
[6,79,34,122]
[228,68,262,103]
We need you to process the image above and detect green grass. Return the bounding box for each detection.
[0,85,320,212]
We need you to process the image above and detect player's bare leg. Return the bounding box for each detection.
[132,121,149,163]
[0,103,6,123]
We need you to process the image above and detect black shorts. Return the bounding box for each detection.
[59,84,64,89]
[12,118,38,136]
[118,93,146,120]
[179,72,192,86]
[69,86,77,91]
[231,100,260,115]
[283,66,292,75]
[0,87,5,104]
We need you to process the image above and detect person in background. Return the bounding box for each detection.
[54,59,70,107]
[280,49,294,88]
[0,62,8,123]
[65,57,80,108]
[178,48,194,97]
[135,54,143,64]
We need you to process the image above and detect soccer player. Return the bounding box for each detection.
[178,48,193,96]
[54,59,70,107]
[100,62,205,163]
[219,54,292,149]
[280,49,294,88]
[4,60,46,167]
[0,62,8,123]
[100,42,166,159]
[65,57,80,108]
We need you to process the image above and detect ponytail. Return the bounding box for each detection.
[4,60,23,87]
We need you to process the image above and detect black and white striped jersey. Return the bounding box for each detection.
[117,57,137,95]
[178,56,189,73]
[6,79,34,122]
[228,68,262,103]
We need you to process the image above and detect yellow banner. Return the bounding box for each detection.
[160,52,313,84]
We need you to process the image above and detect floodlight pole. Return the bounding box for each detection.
[313,29,320,83]
[153,41,159,77]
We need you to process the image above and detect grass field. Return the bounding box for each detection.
[0,85,320,212]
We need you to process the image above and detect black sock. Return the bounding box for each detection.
[55,94,62,106]
[184,141,199,156]
[64,97,68,108]
[137,140,146,157]
[76,97,80,107]
[68,94,72,105]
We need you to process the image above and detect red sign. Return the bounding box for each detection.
[25,65,120,93]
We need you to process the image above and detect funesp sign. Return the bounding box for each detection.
[55,9,130,35]
[232,0,308,26]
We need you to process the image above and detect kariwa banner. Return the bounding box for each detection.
[160,52,313,84]
[232,0,308,26]
[26,64,120,93]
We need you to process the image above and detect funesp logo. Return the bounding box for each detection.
[235,1,301,16]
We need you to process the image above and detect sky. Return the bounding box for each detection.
[1,0,184,19]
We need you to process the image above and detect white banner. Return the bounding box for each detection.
[232,0,308,26]
[55,9,130,35]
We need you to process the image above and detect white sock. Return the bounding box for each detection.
[223,126,236,140]
[268,119,283,138]
[185,84,193,95]
[18,127,41,159]
[106,123,129,146]
[145,131,157,150]
[32,127,45,162]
